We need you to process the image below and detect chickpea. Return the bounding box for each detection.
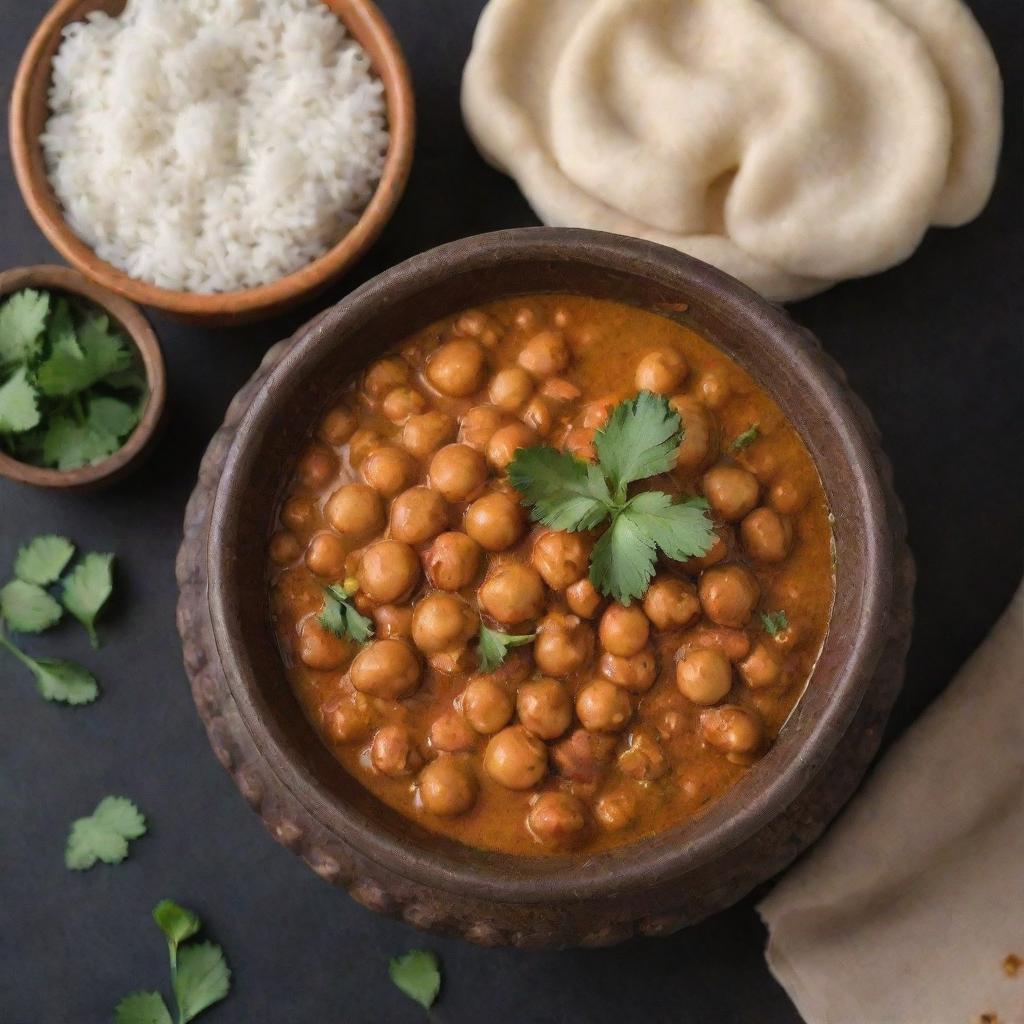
[643,576,701,631]
[566,577,604,619]
[459,404,507,452]
[669,395,715,471]
[520,395,556,438]
[527,792,586,845]
[478,564,546,626]
[269,531,301,566]
[635,349,688,394]
[562,426,597,462]
[517,678,573,739]
[402,410,456,459]
[297,617,354,671]
[599,603,651,658]
[540,377,581,404]
[455,310,487,337]
[322,695,373,744]
[364,356,411,399]
[699,704,764,759]
[599,648,657,693]
[412,592,478,655]
[617,730,668,781]
[318,404,358,446]
[430,708,477,753]
[699,565,760,628]
[594,788,637,831]
[532,531,590,590]
[489,367,534,411]
[741,507,793,563]
[295,443,338,489]
[483,725,548,790]
[462,677,514,735]
[688,625,752,662]
[281,496,317,534]
[534,612,594,677]
[348,427,384,467]
[419,755,478,816]
[372,603,414,640]
[381,387,425,424]
[553,307,571,328]
[582,396,614,430]
[769,478,807,515]
[427,339,487,397]
[551,728,616,783]
[357,540,420,603]
[362,446,419,498]
[676,648,733,705]
[370,724,423,777]
[350,639,421,699]
[422,532,482,591]
[576,680,632,733]
[464,491,525,551]
[739,642,782,689]
[518,329,570,378]
[429,444,488,503]
[304,531,348,578]
[697,370,730,409]
[703,465,760,521]
[390,487,449,545]
[487,421,539,472]
[514,306,537,330]
[324,484,385,542]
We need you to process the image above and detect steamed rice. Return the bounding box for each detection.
[41,0,389,294]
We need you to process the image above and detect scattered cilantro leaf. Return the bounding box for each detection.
[62,552,114,648]
[594,391,682,499]
[153,900,201,948]
[0,288,49,366]
[589,510,658,605]
[389,949,441,1010]
[731,423,760,452]
[0,366,41,433]
[14,534,75,585]
[319,584,374,644]
[65,795,147,870]
[477,624,535,673]
[507,445,612,530]
[41,413,122,470]
[0,579,63,633]
[173,942,231,1022]
[761,610,789,637]
[622,491,716,562]
[0,630,100,704]
[115,992,173,1024]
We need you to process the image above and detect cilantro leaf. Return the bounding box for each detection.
[36,313,131,398]
[88,395,139,439]
[477,623,535,673]
[0,366,41,433]
[594,391,682,498]
[115,992,173,1024]
[173,942,231,1022]
[62,552,114,647]
[0,629,101,704]
[622,491,716,562]
[0,289,49,366]
[319,585,374,644]
[0,579,63,633]
[65,795,147,870]
[589,511,658,605]
[761,610,789,637]
[508,445,612,530]
[731,423,760,452]
[47,298,76,350]
[14,534,75,585]
[153,900,201,947]
[41,414,122,470]
[389,949,441,1010]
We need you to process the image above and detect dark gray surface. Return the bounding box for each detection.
[1,1,1020,1021]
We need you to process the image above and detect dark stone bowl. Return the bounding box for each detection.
[176,228,914,948]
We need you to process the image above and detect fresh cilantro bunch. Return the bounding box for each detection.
[509,391,716,604]
[0,288,148,470]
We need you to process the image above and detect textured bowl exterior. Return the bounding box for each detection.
[176,229,914,947]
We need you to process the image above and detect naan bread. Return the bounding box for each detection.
[462,0,1001,301]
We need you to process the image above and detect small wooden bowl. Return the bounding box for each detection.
[0,265,166,490]
[9,0,415,326]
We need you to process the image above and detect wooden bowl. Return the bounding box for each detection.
[176,229,914,947]
[0,264,166,490]
[9,0,415,326]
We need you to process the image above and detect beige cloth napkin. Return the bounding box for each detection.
[760,583,1024,1024]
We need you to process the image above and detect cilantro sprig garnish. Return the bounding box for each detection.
[0,289,148,471]
[509,391,715,604]
[731,423,760,452]
[477,623,535,672]
[115,901,231,1024]
[319,583,374,644]
[761,609,789,637]
[389,949,441,1010]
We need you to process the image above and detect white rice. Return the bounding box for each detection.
[41,0,390,293]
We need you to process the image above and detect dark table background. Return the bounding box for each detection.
[1,2,1020,1021]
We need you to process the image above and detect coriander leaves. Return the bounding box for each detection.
[66,795,147,870]
[15,534,75,585]
[319,583,374,644]
[477,623,535,673]
[761,609,789,637]
[508,391,715,604]
[389,949,441,1010]
[62,552,114,648]
[0,633,99,704]
[730,423,760,452]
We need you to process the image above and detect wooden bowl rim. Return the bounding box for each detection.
[9,0,415,320]
[0,264,166,489]
[205,228,898,903]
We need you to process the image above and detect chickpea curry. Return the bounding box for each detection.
[267,295,834,856]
